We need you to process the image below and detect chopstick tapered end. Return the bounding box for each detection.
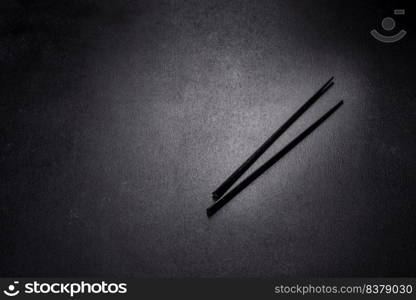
[212,192,220,201]
[206,207,214,217]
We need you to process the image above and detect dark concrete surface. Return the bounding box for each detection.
[1,0,415,276]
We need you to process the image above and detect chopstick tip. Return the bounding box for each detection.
[206,208,214,217]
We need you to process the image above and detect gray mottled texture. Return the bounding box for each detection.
[1,0,415,276]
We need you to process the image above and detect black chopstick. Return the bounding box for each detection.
[212,77,334,201]
[207,100,344,217]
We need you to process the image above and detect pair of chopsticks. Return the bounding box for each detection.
[207,77,343,217]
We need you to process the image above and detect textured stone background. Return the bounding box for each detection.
[1,0,415,276]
